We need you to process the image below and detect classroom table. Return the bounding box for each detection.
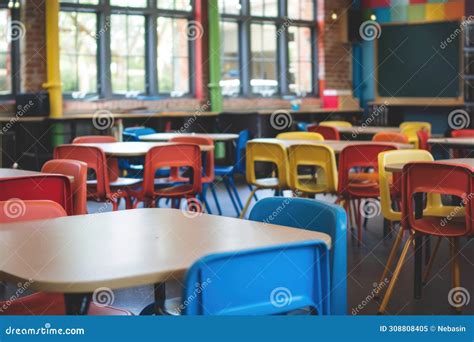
[428,138,474,149]
[79,141,214,157]
[0,208,331,315]
[335,126,399,135]
[139,133,239,142]
[0,168,75,182]
[384,158,474,173]
[250,138,413,153]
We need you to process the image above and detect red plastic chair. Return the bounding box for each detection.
[416,130,431,151]
[0,200,132,316]
[54,145,134,211]
[42,159,88,215]
[337,144,398,244]
[0,175,73,215]
[128,144,203,209]
[307,124,340,140]
[73,135,120,181]
[379,162,473,313]
[372,132,409,144]
[451,129,474,158]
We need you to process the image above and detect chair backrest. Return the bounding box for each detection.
[54,145,111,201]
[372,132,408,144]
[319,121,352,128]
[416,129,430,151]
[183,240,330,315]
[288,144,338,194]
[234,130,251,174]
[378,149,434,222]
[276,132,324,141]
[169,136,214,182]
[73,136,117,144]
[451,129,474,158]
[41,159,88,215]
[338,144,398,196]
[246,141,289,188]
[0,176,73,215]
[73,136,119,181]
[0,200,67,223]
[400,122,431,148]
[307,124,340,140]
[248,197,347,315]
[402,162,473,237]
[143,144,202,197]
[123,127,157,142]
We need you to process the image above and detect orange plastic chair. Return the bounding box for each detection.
[451,129,474,158]
[42,159,88,215]
[0,200,132,316]
[307,124,340,140]
[372,132,409,144]
[379,162,473,313]
[128,144,203,209]
[54,145,134,210]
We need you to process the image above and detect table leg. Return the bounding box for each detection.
[153,282,167,315]
[64,293,92,315]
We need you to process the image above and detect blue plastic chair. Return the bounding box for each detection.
[296,122,309,131]
[215,130,257,216]
[248,197,347,315]
[182,241,330,315]
[122,126,157,142]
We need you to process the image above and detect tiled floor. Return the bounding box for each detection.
[2,176,472,315]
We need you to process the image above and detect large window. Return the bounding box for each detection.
[219,0,317,97]
[0,2,20,97]
[60,0,193,98]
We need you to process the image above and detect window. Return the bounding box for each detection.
[250,0,278,17]
[287,0,314,21]
[220,21,240,97]
[288,26,313,95]
[0,3,20,97]
[250,23,278,96]
[60,0,194,98]
[218,0,241,15]
[59,11,97,97]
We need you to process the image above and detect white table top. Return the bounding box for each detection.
[385,158,474,173]
[0,208,331,293]
[428,138,474,148]
[139,133,239,142]
[0,169,74,182]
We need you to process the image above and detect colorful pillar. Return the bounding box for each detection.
[207,0,223,112]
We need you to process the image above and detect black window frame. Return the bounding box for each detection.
[60,0,195,99]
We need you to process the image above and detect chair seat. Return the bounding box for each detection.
[0,292,132,316]
[296,179,335,194]
[413,217,467,237]
[347,181,380,198]
[424,205,466,218]
[253,177,280,188]
[215,165,234,176]
[87,177,142,187]
[349,172,379,182]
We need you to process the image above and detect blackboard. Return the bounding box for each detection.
[377,21,461,99]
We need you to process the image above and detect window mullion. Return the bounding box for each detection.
[278,0,288,95]
[147,1,158,95]
[240,0,251,95]
[99,2,112,98]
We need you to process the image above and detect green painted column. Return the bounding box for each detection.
[208,0,223,112]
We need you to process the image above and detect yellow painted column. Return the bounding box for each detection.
[43,0,62,119]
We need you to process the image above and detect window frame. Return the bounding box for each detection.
[0,0,21,100]
[219,0,318,98]
[60,0,195,99]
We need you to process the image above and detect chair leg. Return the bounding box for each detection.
[450,237,462,312]
[228,176,244,210]
[210,183,223,215]
[239,187,259,219]
[378,234,414,314]
[223,178,240,216]
[354,199,362,246]
[376,225,405,296]
[201,184,213,215]
[422,236,443,285]
[248,184,258,201]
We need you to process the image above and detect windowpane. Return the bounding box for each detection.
[60,0,99,4]
[59,12,97,96]
[157,17,190,96]
[220,21,240,97]
[110,0,147,7]
[287,0,314,21]
[157,0,192,11]
[110,15,146,95]
[250,23,277,96]
[250,0,278,17]
[288,26,313,95]
[218,0,241,15]
[0,9,11,94]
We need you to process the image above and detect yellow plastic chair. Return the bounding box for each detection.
[287,144,338,196]
[319,121,352,128]
[399,122,431,148]
[240,141,289,218]
[276,132,324,141]
[377,149,464,289]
